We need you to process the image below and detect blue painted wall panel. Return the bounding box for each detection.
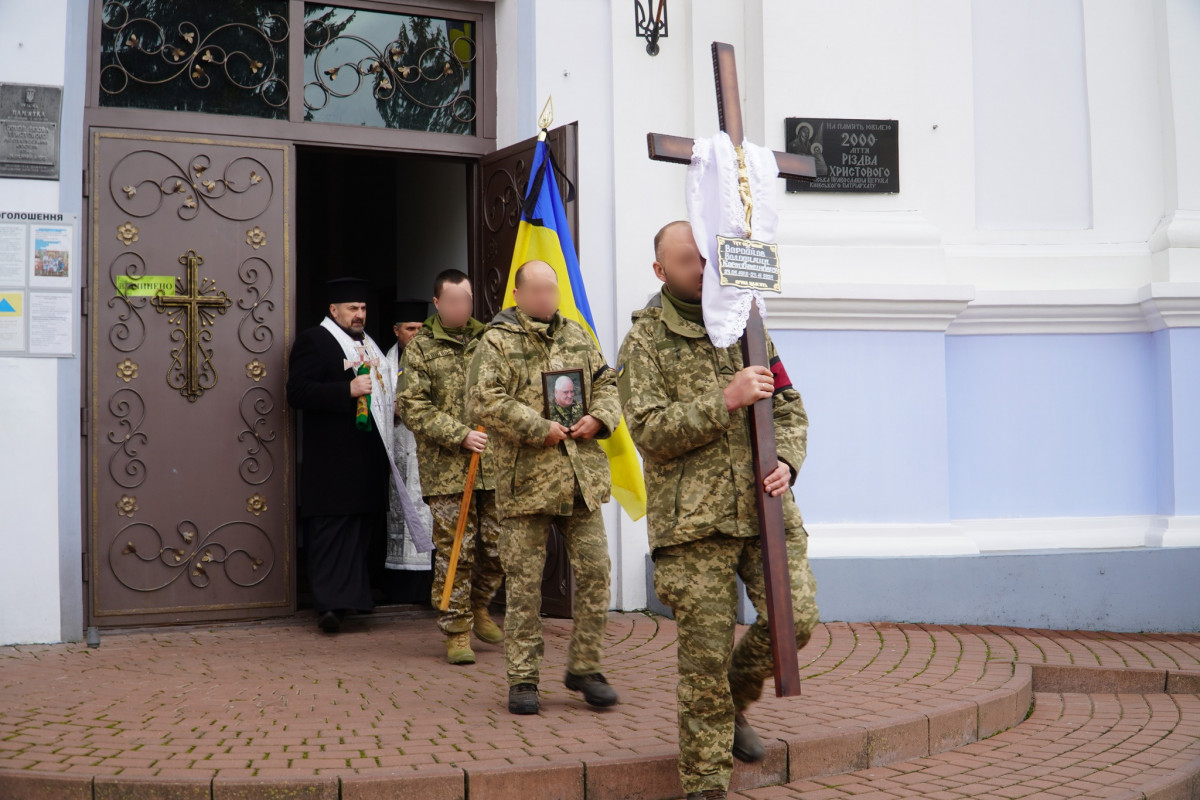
[946,334,1158,518]
[770,330,951,523]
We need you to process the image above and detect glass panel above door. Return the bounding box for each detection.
[98,0,290,119]
[302,5,476,135]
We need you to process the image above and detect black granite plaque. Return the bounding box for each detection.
[785,118,898,194]
[716,236,781,293]
[0,84,63,181]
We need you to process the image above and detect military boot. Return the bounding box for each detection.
[508,683,539,715]
[564,672,619,707]
[445,631,475,665]
[733,711,765,762]
[685,791,727,800]
[472,606,504,644]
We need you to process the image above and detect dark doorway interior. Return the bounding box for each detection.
[294,146,471,611]
[296,146,471,343]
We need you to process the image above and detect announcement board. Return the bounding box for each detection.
[0,211,77,357]
[784,118,899,194]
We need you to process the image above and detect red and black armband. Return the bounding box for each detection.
[770,355,793,395]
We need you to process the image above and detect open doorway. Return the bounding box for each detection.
[294,146,470,610]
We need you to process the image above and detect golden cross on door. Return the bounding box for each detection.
[152,249,232,403]
[647,42,815,698]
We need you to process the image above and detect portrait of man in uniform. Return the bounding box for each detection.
[543,368,586,429]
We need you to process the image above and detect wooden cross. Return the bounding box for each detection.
[152,249,232,402]
[647,42,815,698]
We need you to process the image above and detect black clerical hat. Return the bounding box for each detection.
[394,299,429,324]
[326,277,370,304]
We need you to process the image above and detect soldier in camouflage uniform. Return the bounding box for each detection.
[396,269,505,666]
[467,259,622,715]
[616,222,820,800]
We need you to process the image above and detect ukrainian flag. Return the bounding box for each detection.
[501,137,647,521]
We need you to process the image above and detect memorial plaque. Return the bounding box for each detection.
[785,117,898,194]
[716,236,781,293]
[0,84,63,181]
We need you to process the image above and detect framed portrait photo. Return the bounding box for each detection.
[543,368,586,428]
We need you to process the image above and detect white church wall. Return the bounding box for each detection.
[972,0,1093,232]
[0,359,63,644]
[1151,0,1200,284]
[0,0,78,646]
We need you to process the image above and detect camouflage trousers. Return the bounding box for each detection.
[428,490,505,636]
[497,496,611,686]
[653,527,820,794]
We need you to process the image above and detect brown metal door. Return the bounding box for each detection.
[86,129,292,626]
[474,123,578,618]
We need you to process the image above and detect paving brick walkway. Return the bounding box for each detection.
[0,609,1197,799]
[735,689,1200,800]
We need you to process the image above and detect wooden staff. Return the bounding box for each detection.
[439,426,485,612]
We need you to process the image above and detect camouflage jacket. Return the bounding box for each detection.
[467,307,620,519]
[548,401,585,428]
[396,314,494,497]
[616,290,807,550]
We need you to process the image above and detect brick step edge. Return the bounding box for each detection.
[2,665,1198,800]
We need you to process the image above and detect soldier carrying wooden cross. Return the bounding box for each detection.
[616,42,821,800]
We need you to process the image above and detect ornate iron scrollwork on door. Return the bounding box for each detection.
[110,149,274,222]
[107,387,148,489]
[237,386,277,485]
[99,0,289,119]
[236,254,274,354]
[303,5,477,134]
[109,518,275,592]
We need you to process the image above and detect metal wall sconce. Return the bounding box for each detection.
[634,0,668,56]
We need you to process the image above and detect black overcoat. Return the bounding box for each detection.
[287,324,389,518]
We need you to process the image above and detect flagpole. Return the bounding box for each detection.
[537,95,554,141]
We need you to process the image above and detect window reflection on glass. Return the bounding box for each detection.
[303,5,476,135]
[98,0,289,119]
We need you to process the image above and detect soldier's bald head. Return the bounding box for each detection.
[513,260,557,288]
[654,220,692,262]
[652,220,705,304]
[512,259,560,322]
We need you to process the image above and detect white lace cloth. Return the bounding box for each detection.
[385,342,433,570]
[685,131,780,348]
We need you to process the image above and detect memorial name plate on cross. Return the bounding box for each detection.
[647,41,816,698]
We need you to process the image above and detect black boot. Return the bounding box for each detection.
[685,791,727,800]
[733,711,765,762]
[317,610,340,634]
[508,683,539,715]
[564,672,619,707]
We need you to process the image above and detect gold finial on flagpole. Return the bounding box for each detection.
[537,95,554,141]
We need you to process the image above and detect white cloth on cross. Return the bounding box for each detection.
[319,316,433,553]
[385,342,434,570]
[686,131,781,349]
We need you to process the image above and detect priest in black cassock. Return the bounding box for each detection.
[287,278,393,633]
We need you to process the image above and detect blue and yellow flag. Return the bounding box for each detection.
[502,137,647,520]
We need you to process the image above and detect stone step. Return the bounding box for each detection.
[0,613,1197,800]
[730,688,1200,800]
